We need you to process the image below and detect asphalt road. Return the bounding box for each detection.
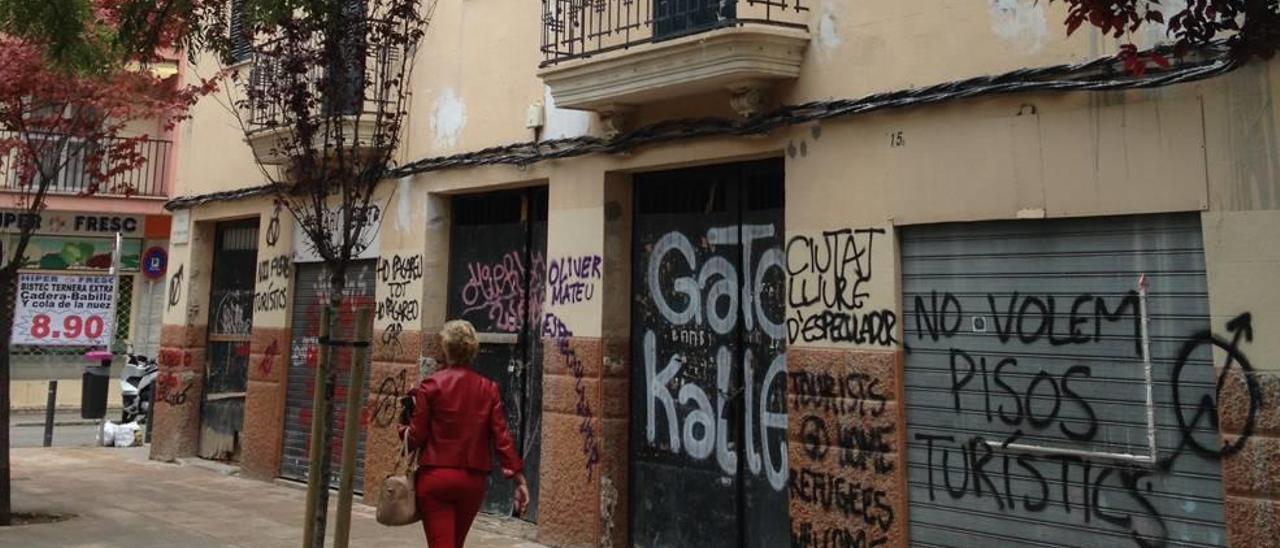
[9,414,107,448]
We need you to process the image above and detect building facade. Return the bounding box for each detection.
[154,1,1280,546]
[5,67,177,411]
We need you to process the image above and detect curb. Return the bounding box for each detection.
[13,419,108,427]
[177,457,241,477]
[12,411,126,428]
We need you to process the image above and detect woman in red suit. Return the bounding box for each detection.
[399,320,529,548]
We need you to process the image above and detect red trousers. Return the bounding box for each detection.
[415,467,488,548]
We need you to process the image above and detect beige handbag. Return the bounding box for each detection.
[376,435,420,526]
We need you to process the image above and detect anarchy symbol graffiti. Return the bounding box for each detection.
[167,265,184,309]
[265,204,282,247]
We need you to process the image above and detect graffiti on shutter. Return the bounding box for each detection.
[902,214,1251,547]
[280,261,376,489]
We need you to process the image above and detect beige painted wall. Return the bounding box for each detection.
[253,202,293,331]
[167,29,1280,362]
[391,0,1167,165]
[1202,210,1280,372]
[173,55,267,197]
[543,170,606,337]
[170,0,1233,206]
[404,0,546,159]
[171,0,1239,204]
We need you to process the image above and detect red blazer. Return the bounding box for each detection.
[399,366,523,477]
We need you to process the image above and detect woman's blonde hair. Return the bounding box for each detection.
[440,320,480,365]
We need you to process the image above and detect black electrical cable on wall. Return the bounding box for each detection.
[167,41,1240,210]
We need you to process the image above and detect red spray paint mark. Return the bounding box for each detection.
[258,339,280,376]
[159,348,183,368]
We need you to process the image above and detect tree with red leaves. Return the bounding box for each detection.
[1053,0,1280,74]
[0,5,215,526]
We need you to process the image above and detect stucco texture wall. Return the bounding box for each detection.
[173,54,270,197]
[1198,60,1280,544]
[160,0,1280,545]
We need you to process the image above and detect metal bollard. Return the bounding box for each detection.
[43,380,58,447]
[145,381,156,443]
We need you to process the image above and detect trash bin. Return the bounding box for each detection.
[81,350,113,420]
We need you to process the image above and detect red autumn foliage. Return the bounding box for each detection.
[0,4,220,527]
[0,37,215,201]
[1054,0,1280,73]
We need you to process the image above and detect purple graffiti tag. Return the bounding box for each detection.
[528,252,547,332]
[548,254,602,306]
[544,311,600,479]
[460,251,529,332]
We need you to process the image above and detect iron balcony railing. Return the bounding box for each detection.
[0,132,172,198]
[244,19,404,131]
[541,0,808,66]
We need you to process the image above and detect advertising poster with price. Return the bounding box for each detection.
[12,273,116,346]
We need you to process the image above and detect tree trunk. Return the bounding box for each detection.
[302,267,346,548]
[0,270,17,526]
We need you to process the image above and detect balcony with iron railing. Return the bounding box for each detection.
[241,20,405,164]
[0,132,172,198]
[539,0,810,125]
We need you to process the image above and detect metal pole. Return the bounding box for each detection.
[302,306,334,548]
[334,307,372,548]
[1138,274,1158,463]
[108,232,121,349]
[42,380,57,447]
[145,376,156,444]
[144,279,156,445]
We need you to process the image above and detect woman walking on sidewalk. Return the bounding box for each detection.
[399,319,529,548]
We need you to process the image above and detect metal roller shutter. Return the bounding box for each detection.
[902,213,1225,547]
[280,260,376,490]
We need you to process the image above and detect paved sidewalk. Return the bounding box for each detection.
[5,446,546,548]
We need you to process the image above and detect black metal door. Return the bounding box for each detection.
[446,187,548,520]
[630,159,788,548]
[280,261,377,489]
[202,219,259,461]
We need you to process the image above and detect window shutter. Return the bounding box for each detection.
[230,0,252,62]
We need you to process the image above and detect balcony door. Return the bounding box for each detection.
[654,0,735,39]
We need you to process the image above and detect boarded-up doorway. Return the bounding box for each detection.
[446,187,548,520]
[630,159,789,547]
[201,219,259,461]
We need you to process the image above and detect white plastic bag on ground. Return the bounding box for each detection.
[98,421,118,447]
[114,421,140,447]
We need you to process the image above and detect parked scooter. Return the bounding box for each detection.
[121,351,159,424]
